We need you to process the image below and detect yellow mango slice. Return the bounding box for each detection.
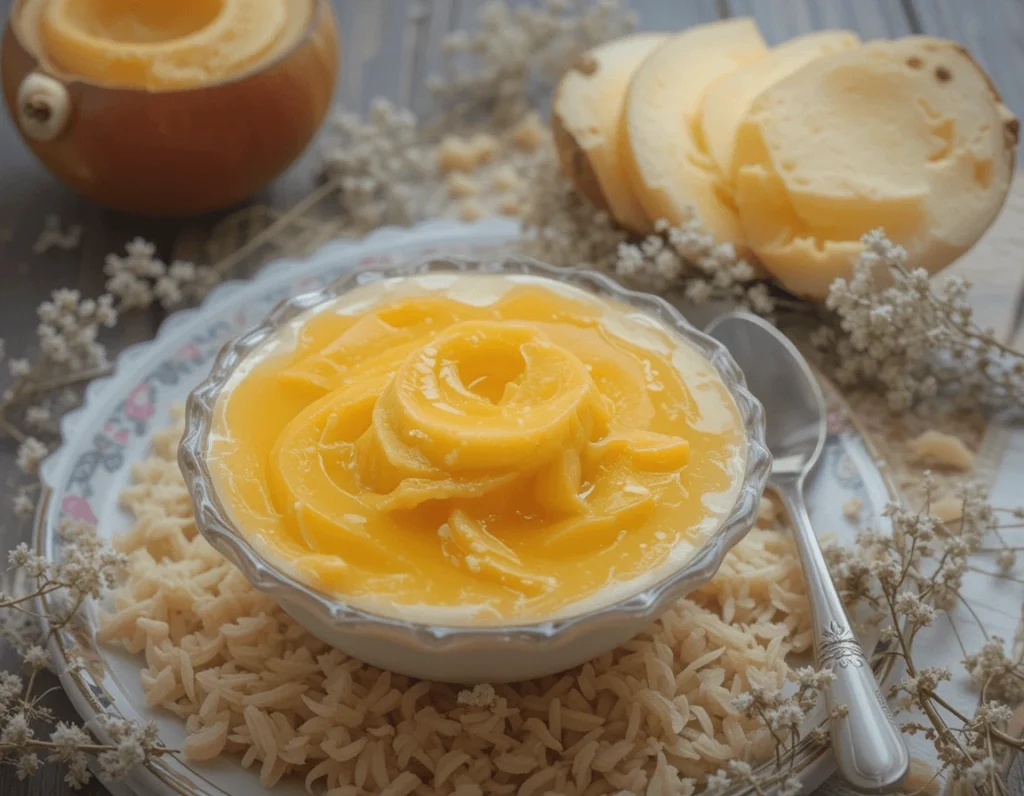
[210,279,745,623]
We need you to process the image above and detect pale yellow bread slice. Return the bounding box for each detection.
[700,29,861,181]
[623,18,768,247]
[733,36,1018,299]
[552,33,668,234]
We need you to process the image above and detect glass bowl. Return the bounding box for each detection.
[178,255,771,683]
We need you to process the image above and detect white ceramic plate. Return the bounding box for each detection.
[36,219,900,796]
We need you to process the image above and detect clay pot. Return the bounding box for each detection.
[1,0,339,217]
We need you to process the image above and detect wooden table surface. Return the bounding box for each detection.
[2,1,1023,794]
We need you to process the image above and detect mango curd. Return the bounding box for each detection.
[17,0,314,90]
[210,276,746,624]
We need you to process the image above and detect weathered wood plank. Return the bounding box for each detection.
[335,0,406,112]
[447,0,724,45]
[725,0,816,42]
[810,0,912,39]
[726,0,912,43]
[411,0,464,114]
[630,0,723,29]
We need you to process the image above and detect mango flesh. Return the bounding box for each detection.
[26,0,312,90]
[210,278,745,624]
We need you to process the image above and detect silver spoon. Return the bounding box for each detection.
[707,311,909,794]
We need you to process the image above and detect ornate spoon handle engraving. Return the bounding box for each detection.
[776,482,909,793]
[819,619,868,669]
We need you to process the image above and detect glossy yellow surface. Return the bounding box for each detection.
[211,279,745,623]
[26,0,312,89]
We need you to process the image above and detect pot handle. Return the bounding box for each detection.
[17,72,71,142]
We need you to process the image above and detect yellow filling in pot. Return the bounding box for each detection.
[210,277,746,623]
[19,0,313,89]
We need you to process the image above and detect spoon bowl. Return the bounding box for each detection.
[707,311,910,794]
[707,313,825,480]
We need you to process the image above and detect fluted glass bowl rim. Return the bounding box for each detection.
[178,254,772,649]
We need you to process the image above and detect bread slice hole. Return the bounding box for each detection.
[917,97,943,120]
[713,181,738,212]
[973,158,993,189]
[927,118,957,163]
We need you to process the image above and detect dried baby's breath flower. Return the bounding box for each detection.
[15,437,47,474]
[0,236,224,453]
[821,229,1024,410]
[615,217,772,313]
[963,637,1024,704]
[321,99,432,230]
[24,406,50,430]
[430,0,635,126]
[8,359,30,378]
[520,149,629,270]
[11,491,35,518]
[824,481,1024,793]
[0,522,162,786]
[20,646,49,672]
[520,157,780,313]
[996,548,1017,574]
[706,671,837,794]
[703,770,732,796]
[94,716,162,780]
[105,238,213,311]
[32,215,82,255]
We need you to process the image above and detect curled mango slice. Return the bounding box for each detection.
[211,279,744,623]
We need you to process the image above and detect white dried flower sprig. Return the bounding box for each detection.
[105,237,217,311]
[616,219,778,315]
[523,156,1024,412]
[32,215,81,255]
[520,149,629,269]
[0,234,229,525]
[701,669,836,796]
[430,0,635,125]
[818,230,1024,411]
[520,153,781,314]
[320,99,433,230]
[0,520,167,787]
[823,480,1024,794]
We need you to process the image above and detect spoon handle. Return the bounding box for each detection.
[775,481,909,794]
